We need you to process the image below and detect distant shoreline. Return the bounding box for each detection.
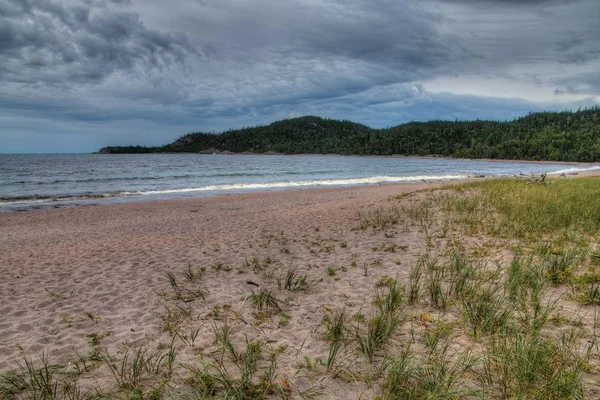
[93,150,600,167]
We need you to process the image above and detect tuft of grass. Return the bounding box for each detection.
[165,270,208,302]
[446,250,475,299]
[183,263,204,282]
[358,205,403,230]
[384,339,477,399]
[355,282,405,362]
[541,245,586,285]
[462,282,513,339]
[212,321,238,362]
[410,252,476,310]
[249,288,280,312]
[374,281,404,315]
[188,331,287,399]
[280,263,313,291]
[406,258,423,305]
[0,355,77,400]
[423,317,456,354]
[100,346,175,390]
[480,331,586,399]
[571,271,600,305]
[322,309,347,371]
[424,256,448,310]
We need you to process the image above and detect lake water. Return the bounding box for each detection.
[0,153,597,212]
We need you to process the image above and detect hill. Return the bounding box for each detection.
[98,108,600,162]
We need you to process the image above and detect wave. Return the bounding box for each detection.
[0,174,472,205]
[136,174,472,195]
[0,170,339,187]
[0,192,137,205]
[550,165,600,175]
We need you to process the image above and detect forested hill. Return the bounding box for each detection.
[98,107,600,162]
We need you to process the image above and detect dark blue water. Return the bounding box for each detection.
[0,154,596,212]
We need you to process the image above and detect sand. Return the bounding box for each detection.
[1,169,598,397]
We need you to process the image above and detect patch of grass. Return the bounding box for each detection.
[212,321,238,362]
[100,345,175,390]
[358,205,403,230]
[541,245,586,285]
[446,250,475,299]
[480,331,586,399]
[403,197,435,235]
[280,263,313,291]
[423,317,456,353]
[507,256,557,332]
[444,177,600,239]
[424,256,448,310]
[409,252,475,310]
[462,282,513,339]
[356,282,404,362]
[250,288,280,312]
[0,354,84,400]
[158,301,194,334]
[322,309,347,370]
[571,270,600,305]
[246,256,277,273]
[375,275,397,288]
[165,269,208,302]
[183,263,205,282]
[406,258,423,305]
[384,339,477,399]
[186,338,287,400]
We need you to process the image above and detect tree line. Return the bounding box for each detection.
[98,107,600,162]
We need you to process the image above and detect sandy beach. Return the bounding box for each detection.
[1,169,599,397]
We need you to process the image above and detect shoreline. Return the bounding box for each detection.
[95,150,600,166]
[2,156,598,214]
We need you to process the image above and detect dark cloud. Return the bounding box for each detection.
[0,0,599,152]
[439,0,580,5]
[555,73,600,95]
[0,0,198,86]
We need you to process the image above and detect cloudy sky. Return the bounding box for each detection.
[1,0,599,153]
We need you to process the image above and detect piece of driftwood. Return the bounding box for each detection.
[522,172,552,185]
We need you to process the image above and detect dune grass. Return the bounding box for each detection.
[444,177,600,238]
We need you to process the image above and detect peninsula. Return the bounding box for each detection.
[99,108,600,162]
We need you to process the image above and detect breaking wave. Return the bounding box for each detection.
[0,174,473,206]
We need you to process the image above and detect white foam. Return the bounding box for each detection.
[550,166,600,175]
[136,174,472,196]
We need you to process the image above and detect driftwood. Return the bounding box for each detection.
[522,172,552,185]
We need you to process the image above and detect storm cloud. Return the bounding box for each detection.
[0,0,598,152]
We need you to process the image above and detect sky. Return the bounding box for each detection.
[1,0,599,153]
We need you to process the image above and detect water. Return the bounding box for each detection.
[0,153,597,212]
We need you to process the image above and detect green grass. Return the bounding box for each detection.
[355,282,405,362]
[249,288,280,312]
[444,177,600,238]
[462,281,513,339]
[322,309,347,370]
[100,346,175,391]
[480,331,586,399]
[280,264,313,291]
[384,339,477,399]
[358,205,403,230]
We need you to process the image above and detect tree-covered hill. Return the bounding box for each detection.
[98,108,600,162]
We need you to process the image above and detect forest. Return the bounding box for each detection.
[98,107,600,162]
